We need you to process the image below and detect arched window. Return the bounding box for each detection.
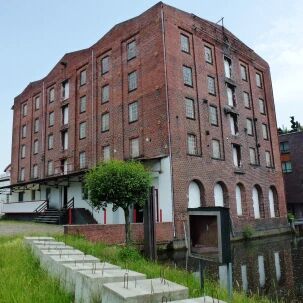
[236,184,244,216]
[214,182,228,207]
[269,186,279,218]
[188,181,204,208]
[252,185,264,219]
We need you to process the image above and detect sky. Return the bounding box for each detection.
[0,0,302,172]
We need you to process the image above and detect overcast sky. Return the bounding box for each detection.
[0,0,302,172]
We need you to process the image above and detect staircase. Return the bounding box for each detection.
[34,208,62,224]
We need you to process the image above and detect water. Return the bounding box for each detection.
[158,234,303,302]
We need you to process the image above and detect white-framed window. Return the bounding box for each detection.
[103,145,111,162]
[79,122,86,139]
[187,134,197,155]
[207,76,216,95]
[22,103,28,117]
[62,105,69,125]
[62,130,68,150]
[246,118,253,136]
[35,96,40,110]
[209,106,218,126]
[49,112,54,127]
[101,56,109,74]
[229,114,239,136]
[127,40,137,60]
[48,134,53,150]
[21,145,26,159]
[226,84,236,107]
[243,92,250,108]
[80,95,86,113]
[259,98,266,114]
[47,161,53,176]
[33,139,39,154]
[101,112,109,132]
[49,87,55,103]
[32,164,38,179]
[204,46,213,64]
[128,71,137,91]
[183,66,193,86]
[249,147,257,165]
[232,144,242,167]
[128,101,138,122]
[240,64,248,81]
[130,138,139,158]
[20,168,25,181]
[80,69,86,86]
[265,151,272,167]
[185,98,195,119]
[224,57,232,78]
[61,80,69,100]
[180,34,190,53]
[256,72,262,88]
[262,124,269,140]
[212,139,221,159]
[21,124,27,138]
[102,85,109,103]
[34,118,39,133]
[79,151,86,169]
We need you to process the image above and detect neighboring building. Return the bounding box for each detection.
[7,2,287,237]
[0,165,11,213]
[279,131,303,218]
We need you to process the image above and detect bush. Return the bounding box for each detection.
[117,245,142,263]
[287,212,295,222]
[242,225,254,240]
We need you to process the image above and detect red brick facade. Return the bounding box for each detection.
[10,2,287,239]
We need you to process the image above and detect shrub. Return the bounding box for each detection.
[242,225,254,240]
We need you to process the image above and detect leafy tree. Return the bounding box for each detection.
[84,160,152,245]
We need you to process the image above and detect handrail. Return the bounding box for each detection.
[34,200,48,213]
[64,197,74,209]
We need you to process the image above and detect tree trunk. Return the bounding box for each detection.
[124,208,131,245]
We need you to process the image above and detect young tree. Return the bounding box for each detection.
[84,160,152,245]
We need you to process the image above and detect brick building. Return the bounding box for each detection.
[6,2,287,238]
[279,131,303,218]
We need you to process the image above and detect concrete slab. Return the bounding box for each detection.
[169,297,226,303]
[60,262,120,294]
[102,278,188,303]
[27,240,65,249]
[75,269,146,303]
[32,244,74,258]
[24,236,54,246]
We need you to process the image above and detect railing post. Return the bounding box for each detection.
[68,208,72,225]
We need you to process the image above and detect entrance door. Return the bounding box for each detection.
[63,186,68,208]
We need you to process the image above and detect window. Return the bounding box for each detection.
[209,106,218,126]
[61,159,68,174]
[34,118,39,133]
[79,122,86,139]
[185,98,195,119]
[236,184,244,216]
[21,145,26,159]
[79,151,86,169]
[226,84,236,107]
[212,139,221,159]
[80,69,86,86]
[183,66,193,86]
[35,96,40,110]
[127,40,137,60]
[240,65,248,81]
[103,145,110,162]
[128,71,137,91]
[61,80,69,100]
[62,130,68,150]
[262,124,269,140]
[48,134,53,150]
[102,85,109,103]
[207,76,216,95]
[249,147,257,165]
[259,98,266,114]
[22,103,28,117]
[130,138,139,158]
[204,46,213,64]
[232,144,242,167]
[32,164,38,179]
[180,34,190,53]
[49,87,55,103]
[187,134,197,155]
[256,72,262,88]
[265,151,272,167]
[20,168,25,181]
[101,56,109,74]
[224,57,232,78]
[280,141,289,153]
[246,118,253,136]
[31,190,36,201]
[243,92,250,108]
[62,105,69,125]
[229,114,239,136]
[21,125,27,138]
[47,161,53,176]
[129,101,138,122]
[80,95,86,113]
[49,112,54,127]
[282,161,292,173]
[33,140,39,154]
[101,112,109,132]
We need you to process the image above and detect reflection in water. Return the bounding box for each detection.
[158,235,303,302]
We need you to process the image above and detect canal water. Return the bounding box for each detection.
[158,234,303,302]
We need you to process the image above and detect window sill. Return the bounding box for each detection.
[224,77,237,87]
[211,157,223,161]
[184,83,193,88]
[234,167,245,174]
[187,153,202,158]
[250,163,260,168]
[280,150,290,154]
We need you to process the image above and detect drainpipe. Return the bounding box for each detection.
[161,5,176,238]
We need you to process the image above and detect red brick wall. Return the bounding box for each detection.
[64,222,174,245]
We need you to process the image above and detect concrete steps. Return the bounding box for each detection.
[34,208,62,224]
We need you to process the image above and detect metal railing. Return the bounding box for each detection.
[34,200,48,213]
[64,197,74,210]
